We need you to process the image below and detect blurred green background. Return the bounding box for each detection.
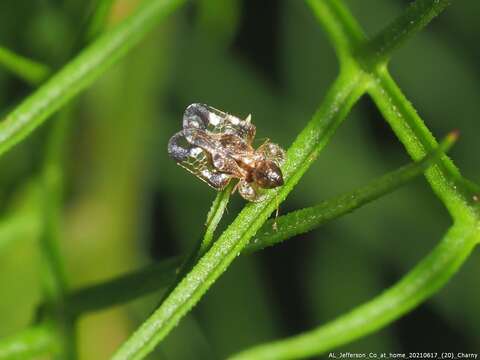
[0,0,479,359]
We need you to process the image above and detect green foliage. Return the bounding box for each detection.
[0,325,58,359]
[0,0,186,157]
[0,0,479,359]
[2,136,447,324]
[0,47,51,86]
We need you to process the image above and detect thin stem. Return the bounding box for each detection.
[368,68,478,219]
[358,0,452,69]
[246,131,458,253]
[154,182,235,315]
[0,325,58,360]
[309,0,476,219]
[39,109,76,358]
[39,111,71,304]
[229,221,479,360]
[0,0,187,158]
[33,3,123,356]
[305,0,366,65]
[307,0,454,73]
[201,180,236,256]
[67,257,182,316]
[0,46,51,85]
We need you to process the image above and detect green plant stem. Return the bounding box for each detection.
[307,0,453,72]
[229,221,479,360]
[0,46,51,86]
[0,325,58,360]
[0,0,186,158]
[111,66,369,360]
[201,181,236,253]
[67,257,182,316]
[39,112,71,305]
[44,0,115,299]
[309,0,477,217]
[39,110,76,359]
[358,0,452,68]
[305,0,365,63]
[86,0,116,41]
[369,68,478,218]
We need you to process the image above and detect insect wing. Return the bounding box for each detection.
[168,131,231,189]
[183,103,256,142]
[257,142,286,166]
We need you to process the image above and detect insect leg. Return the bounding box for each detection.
[238,181,266,202]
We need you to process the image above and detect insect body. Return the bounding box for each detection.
[168,103,286,202]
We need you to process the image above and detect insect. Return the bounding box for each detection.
[168,103,286,202]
